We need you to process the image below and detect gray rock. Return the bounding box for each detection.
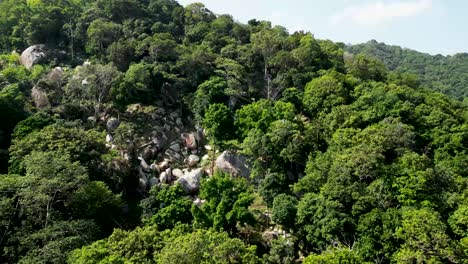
[176,118,183,127]
[47,67,64,81]
[138,167,150,180]
[157,160,170,171]
[138,176,148,192]
[172,168,184,178]
[165,149,182,162]
[165,167,173,178]
[149,177,159,188]
[142,147,156,161]
[150,163,159,173]
[176,168,204,194]
[159,172,169,184]
[170,143,181,152]
[87,116,97,123]
[195,130,205,143]
[215,151,251,178]
[170,111,179,120]
[193,197,206,207]
[152,131,168,150]
[187,155,200,167]
[262,230,279,242]
[31,86,49,108]
[106,134,113,143]
[106,118,120,131]
[181,133,197,150]
[138,157,151,172]
[20,45,46,69]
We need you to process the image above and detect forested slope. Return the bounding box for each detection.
[0,0,467,263]
[347,40,468,100]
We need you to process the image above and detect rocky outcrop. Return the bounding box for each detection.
[215,151,251,178]
[181,133,197,150]
[47,67,64,82]
[176,168,204,194]
[106,118,120,132]
[20,45,47,69]
[31,86,49,108]
[172,168,184,178]
[186,154,200,167]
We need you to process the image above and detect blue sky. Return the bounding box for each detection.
[177,0,467,55]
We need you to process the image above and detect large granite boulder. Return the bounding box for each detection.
[20,45,47,69]
[215,151,251,178]
[31,86,49,108]
[181,133,197,149]
[47,67,64,82]
[106,117,120,131]
[176,168,204,194]
[186,154,200,167]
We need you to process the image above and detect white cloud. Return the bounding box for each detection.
[330,0,432,27]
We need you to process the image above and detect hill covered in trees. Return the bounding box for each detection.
[0,0,467,263]
[347,40,468,100]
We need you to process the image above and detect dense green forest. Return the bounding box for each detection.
[347,40,468,100]
[0,0,467,263]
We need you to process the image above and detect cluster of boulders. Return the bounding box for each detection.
[102,104,215,196]
[136,129,208,194]
[104,107,253,197]
[19,41,254,198]
[20,44,254,201]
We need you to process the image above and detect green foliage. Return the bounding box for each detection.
[235,100,296,139]
[394,208,456,263]
[347,40,468,100]
[68,181,122,229]
[86,19,122,55]
[263,237,296,264]
[192,171,255,234]
[0,151,116,263]
[192,76,228,122]
[157,229,260,264]
[16,220,99,264]
[203,103,235,146]
[68,225,162,264]
[69,225,259,264]
[9,124,107,177]
[0,83,28,172]
[65,63,122,114]
[449,204,468,238]
[345,53,388,82]
[0,1,467,263]
[296,193,352,251]
[302,73,348,115]
[259,172,290,207]
[112,62,154,107]
[304,246,371,264]
[356,208,401,262]
[140,184,193,230]
[271,194,298,230]
[12,112,54,141]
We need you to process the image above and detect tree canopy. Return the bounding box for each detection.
[0,0,467,263]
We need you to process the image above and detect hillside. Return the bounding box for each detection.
[347,40,468,100]
[0,1,467,263]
